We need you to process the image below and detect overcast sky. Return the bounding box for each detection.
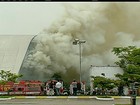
[0,2,65,35]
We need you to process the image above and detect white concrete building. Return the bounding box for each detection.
[89,65,123,80]
[0,35,35,73]
[89,65,124,94]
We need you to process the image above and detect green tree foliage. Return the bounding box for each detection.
[0,70,23,84]
[91,76,116,90]
[112,46,140,85]
[51,72,62,80]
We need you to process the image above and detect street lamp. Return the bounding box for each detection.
[73,39,86,83]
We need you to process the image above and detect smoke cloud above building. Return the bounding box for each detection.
[20,3,140,82]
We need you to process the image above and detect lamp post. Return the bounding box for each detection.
[73,39,86,83]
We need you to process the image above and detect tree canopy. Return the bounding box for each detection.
[0,70,22,84]
[91,76,116,90]
[112,46,140,85]
[51,72,62,81]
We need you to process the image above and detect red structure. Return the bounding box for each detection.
[0,80,43,95]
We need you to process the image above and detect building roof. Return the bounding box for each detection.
[0,35,35,73]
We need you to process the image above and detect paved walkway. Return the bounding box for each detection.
[1,98,140,105]
[1,97,140,105]
[13,95,140,99]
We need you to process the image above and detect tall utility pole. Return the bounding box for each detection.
[73,39,86,83]
[130,82,140,105]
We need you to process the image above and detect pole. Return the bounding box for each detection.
[79,42,82,83]
[73,39,86,84]
[130,83,136,105]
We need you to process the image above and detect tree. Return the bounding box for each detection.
[93,76,115,89]
[112,46,140,86]
[51,72,62,81]
[0,70,23,83]
[0,70,22,94]
[91,76,116,95]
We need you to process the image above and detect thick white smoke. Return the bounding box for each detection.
[20,3,140,82]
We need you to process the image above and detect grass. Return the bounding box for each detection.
[97,95,112,98]
[115,104,131,105]
[0,96,13,98]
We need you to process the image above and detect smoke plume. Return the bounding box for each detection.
[19,3,140,82]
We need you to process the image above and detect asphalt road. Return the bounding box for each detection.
[0,98,140,105]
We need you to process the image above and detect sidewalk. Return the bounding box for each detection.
[14,96,140,99]
[14,96,96,99]
[1,96,140,100]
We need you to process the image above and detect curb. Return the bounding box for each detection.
[0,97,12,101]
[95,97,114,101]
[3,96,140,99]
[15,96,97,99]
[112,96,131,99]
[112,96,140,99]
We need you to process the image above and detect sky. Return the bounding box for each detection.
[0,2,65,35]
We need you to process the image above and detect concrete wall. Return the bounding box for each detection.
[89,66,123,80]
[89,66,124,95]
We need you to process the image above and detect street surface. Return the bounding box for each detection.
[0,98,140,105]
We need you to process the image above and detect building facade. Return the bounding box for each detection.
[0,35,35,73]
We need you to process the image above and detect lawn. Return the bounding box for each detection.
[0,96,13,98]
[97,96,112,98]
[115,104,131,105]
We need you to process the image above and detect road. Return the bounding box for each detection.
[0,98,140,105]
